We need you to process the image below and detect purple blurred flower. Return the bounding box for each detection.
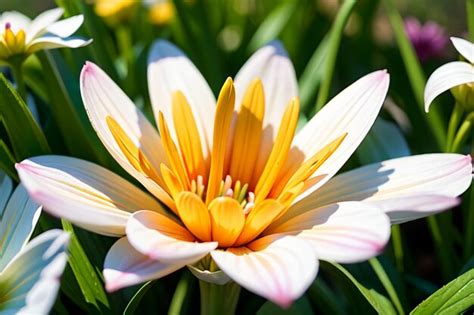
[404,17,448,63]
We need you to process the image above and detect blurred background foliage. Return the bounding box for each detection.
[0,0,472,314]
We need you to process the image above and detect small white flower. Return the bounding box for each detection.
[0,171,69,314]
[0,7,91,62]
[424,37,474,112]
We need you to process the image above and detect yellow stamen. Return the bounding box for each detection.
[254,97,300,204]
[209,196,245,247]
[206,78,235,204]
[228,79,265,185]
[172,91,207,182]
[234,199,285,246]
[271,133,347,197]
[158,111,190,189]
[175,192,212,242]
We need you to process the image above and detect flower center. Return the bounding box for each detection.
[106,77,346,248]
[0,22,26,56]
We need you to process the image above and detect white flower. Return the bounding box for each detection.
[0,8,91,62]
[0,171,69,314]
[17,41,472,307]
[424,37,474,112]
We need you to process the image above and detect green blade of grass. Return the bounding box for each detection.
[369,258,405,315]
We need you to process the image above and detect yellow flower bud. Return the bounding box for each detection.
[94,0,138,25]
[149,1,175,26]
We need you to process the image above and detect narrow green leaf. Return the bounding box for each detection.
[307,278,345,315]
[123,281,155,315]
[247,1,298,53]
[257,295,313,315]
[325,262,397,314]
[467,0,474,41]
[299,34,329,111]
[0,140,18,181]
[36,51,99,161]
[383,0,446,149]
[168,271,194,315]
[61,220,110,312]
[411,269,474,314]
[315,0,356,111]
[0,74,50,159]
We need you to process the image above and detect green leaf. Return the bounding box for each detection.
[411,269,474,314]
[0,74,50,159]
[324,262,397,315]
[36,51,100,161]
[123,281,155,315]
[247,1,298,53]
[356,118,410,164]
[257,295,313,315]
[307,278,345,315]
[168,271,195,315]
[0,140,18,181]
[61,220,110,312]
[383,0,446,149]
[314,0,356,111]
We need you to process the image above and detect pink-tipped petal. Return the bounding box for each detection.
[451,37,474,63]
[147,40,216,159]
[287,153,472,224]
[80,61,173,208]
[266,202,390,263]
[16,156,165,237]
[126,210,217,264]
[287,70,390,202]
[103,237,186,292]
[211,235,317,308]
[424,61,474,112]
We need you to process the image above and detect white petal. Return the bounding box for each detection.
[47,15,84,38]
[288,154,472,224]
[211,235,317,308]
[370,194,460,224]
[288,71,390,201]
[16,156,164,237]
[80,61,173,208]
[187,264,231,285]
[451,37,474,63]
[0,229,69,315]
[0,11,31,33]
[147,40,216,159]
[126,210,217,264]
[27,36,92,53]
[103,237,187,292]
[266,202,391,263]
[424,61,474,112]
[26,7,64,42]
[234,41,298,168]
[0,171,13,215]
[0,185,41,272]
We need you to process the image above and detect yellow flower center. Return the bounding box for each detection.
[0,23,26,57]
[107,78,346,248]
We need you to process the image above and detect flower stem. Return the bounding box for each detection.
[10,60,26,101]
[446,103,464,152]
[199,280,240,315]
[451,113,474,153]
[391,225,404,272]
[369,257,405,315]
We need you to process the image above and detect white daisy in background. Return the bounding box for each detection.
[0,171,69,314]
[17,40,472,307]
[0,7,91,63]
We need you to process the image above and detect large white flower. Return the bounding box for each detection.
[17,40,472,307]
[0,171,69,314]
[424,37,474,111]
[0,7,91,62]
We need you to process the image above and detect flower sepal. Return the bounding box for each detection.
[451,82,474,112]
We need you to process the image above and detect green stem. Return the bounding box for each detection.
[10,61,26,101]
[427,216,454,279]
[446,103,464,152]
[451,113,474,153]
[169,272,194,315]
[315,0,356,111]
[369,258,405,315]
[199,280,241,315]
[467,0,474,41]
[391,225,404,272]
